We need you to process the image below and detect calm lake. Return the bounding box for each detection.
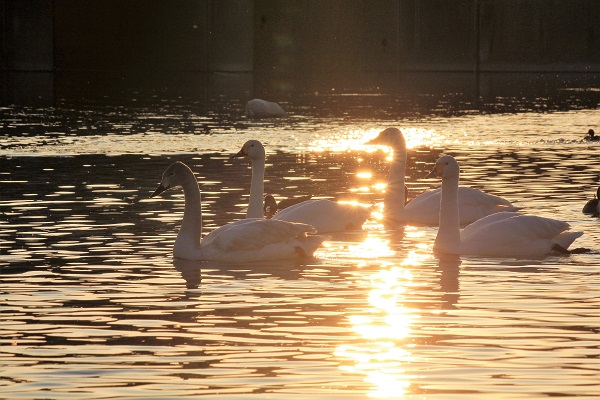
[1,86,599,399]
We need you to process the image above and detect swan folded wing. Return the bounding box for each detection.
[460,214,574,256]
[202,218,316,252]
[274,200,372,232]
[460,212,521,242]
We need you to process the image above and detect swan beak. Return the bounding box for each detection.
[230,146,248,159]
[151,183,169,197]
[366,135,382,145]
[425,163,443,178]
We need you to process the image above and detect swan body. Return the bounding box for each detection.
[264,194,312,219]
[582,186,600,217]
[245,99,287,118]
[429,155,582,258]
[151,161,325,262]
[368,127,518,226]
[272,199,373,233]
[232,139,373,233]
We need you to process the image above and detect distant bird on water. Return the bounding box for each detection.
[245,99,287,118]
[584,129,599,142]
[582,186,600,217]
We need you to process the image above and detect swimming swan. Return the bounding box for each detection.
[245,99,287,118]
[151,161,326,262]
[231,139,373,233]
[582,185,599,217]
[428,155,583,257]
[368,127,518,226]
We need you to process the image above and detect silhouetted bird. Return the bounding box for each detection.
[584,129,599,141]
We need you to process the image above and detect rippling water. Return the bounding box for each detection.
[1,93,599,399]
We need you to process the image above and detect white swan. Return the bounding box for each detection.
[231,139,373,233]
[582,185,599,217]
[151,161,326,262]
[367,127,518,226]
[428,155,583,257]
[245,99,287,118]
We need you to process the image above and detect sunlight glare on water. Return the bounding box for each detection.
[1,94,599,399]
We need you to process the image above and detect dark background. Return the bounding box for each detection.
[2,0,599,106]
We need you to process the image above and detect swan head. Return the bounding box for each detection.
[367,127,406,149]
[151,161,193,197]
[426,155,460,180]
[230,139,266,161]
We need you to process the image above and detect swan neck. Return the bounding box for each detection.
[383,147,407,220]
[435,174,461,254]
[177,178,202,249]
[247,158,265,219]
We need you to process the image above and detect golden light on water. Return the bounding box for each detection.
[335,257,420,398]
[346,236,396,259]
[309,127,439,153]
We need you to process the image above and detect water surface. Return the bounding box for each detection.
[1,93,599,399]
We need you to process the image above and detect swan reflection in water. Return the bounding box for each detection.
[173,257,309,290]
[335,250,461,398]
[173,258,204,290]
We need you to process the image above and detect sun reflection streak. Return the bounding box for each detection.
[309,127,439,153]
[335,256,421,399]
[347,237,396,259]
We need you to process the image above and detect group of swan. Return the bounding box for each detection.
[367,128,519,226]
[151,128,586,261]
[151,162,326,262]
[230,139,373,233]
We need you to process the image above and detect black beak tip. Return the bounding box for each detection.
[151,184,167,198]
[230,149,245,159]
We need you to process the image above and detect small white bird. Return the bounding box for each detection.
[427,155,583,258]
[151,161,326,262]
[231,139,373,233]
[367,127,518,226]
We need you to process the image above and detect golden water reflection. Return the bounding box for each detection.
[336,252,426,399]
[309,127,438,153]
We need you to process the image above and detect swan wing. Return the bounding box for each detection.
[273,199,372,233]
[460,212,521,241]
[460,214,579,257]
[405,187,517,225]
[203,218,316,251]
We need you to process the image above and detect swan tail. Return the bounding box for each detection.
[297,235,329,257]
[553,231,584,250]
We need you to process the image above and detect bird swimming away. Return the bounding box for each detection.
[245,99,287,118]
